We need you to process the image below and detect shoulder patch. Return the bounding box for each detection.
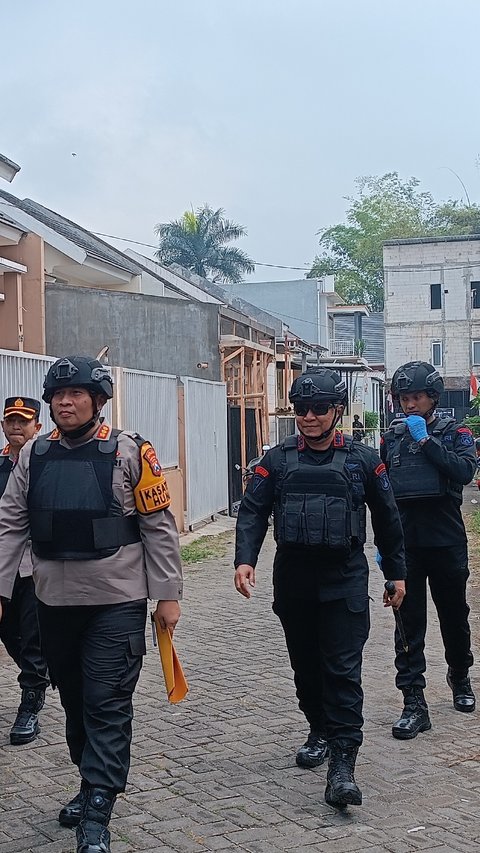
[333,431,345,447]
[297,435,305,451]
[144,445,162,476]
[374,461,390,491]
[254,465,269,478]
[252,465,269,492]
[48,428,61,441]
[457,427,474,447]
[133,441,171,514]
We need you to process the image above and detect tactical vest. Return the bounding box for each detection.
[274,435,366,552]
[0,454,13,498]
[27,430,141,560]
[383,417,462,502]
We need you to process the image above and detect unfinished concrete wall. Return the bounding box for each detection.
[45,283,221,380]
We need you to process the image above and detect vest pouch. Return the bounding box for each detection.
[282,493,307,544]
[304,494,326,545]
[325,496,349,550]
[29,510,53,542]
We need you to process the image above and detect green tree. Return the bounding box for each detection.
[309,173,480,311]
[155,205,255,284]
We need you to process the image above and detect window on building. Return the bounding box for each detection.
[473,341,480,365]
[431,341,443,367]
[430,283,441,310]
[471,282,480,309]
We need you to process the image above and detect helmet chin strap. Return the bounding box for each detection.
[297,409,341,444]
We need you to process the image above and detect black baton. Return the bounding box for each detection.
[384,581,409,653]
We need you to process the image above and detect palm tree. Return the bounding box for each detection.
[155,205,255,283]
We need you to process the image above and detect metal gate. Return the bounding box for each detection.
[0,349,56,428]
[182,376,228,526]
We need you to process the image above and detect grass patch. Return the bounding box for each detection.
[180,531,233,564]
[468,509,480,536]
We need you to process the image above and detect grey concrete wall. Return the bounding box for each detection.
[45,284,221,380]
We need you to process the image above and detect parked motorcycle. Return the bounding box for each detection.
[235,444,271,487]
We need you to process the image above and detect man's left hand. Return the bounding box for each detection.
[405,415,428,442]
[155,600,181,633]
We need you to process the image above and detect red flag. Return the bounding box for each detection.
[470,373,478,401]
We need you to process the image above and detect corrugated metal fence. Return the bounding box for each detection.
[116,369,179,468]
[0,352,229,527]
[183,376,228,526]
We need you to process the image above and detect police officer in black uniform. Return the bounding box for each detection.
[0,396,49,744]
[381,361,476,740]
[234,368,406,809]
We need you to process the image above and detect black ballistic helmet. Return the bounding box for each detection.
[289,368,347,406]
[42,356,114,403]
[391,361,444,400]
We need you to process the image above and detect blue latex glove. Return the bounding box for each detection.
[375,550,382,568]
[405,415,428,442]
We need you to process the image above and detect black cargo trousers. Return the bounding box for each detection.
[0,573,49,691]
[37,599,147,792]
[394,544,473,690]
[272,555,370,747]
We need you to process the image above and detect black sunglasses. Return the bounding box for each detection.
[293,401,335,416]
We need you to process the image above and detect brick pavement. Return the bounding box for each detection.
[1,519,480,853]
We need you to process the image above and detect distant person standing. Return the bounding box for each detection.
[0,396,49,745]
[352,415,365,442]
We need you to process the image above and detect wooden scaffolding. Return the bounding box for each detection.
[220,338,274,470]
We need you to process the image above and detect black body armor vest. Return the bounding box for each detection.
[0,455,13,498]
[383,417,461,502]
[274,436,366,553]
[28,431,141,560]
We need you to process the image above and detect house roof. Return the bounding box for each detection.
[0,190,142,275]
[0,154,21,182]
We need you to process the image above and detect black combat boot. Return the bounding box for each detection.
[392,686,431,740]
[59,780,89,827]
[9,688,45,745]
[76,787,116,853]
[296,731,329,768]
[446,668,476,713]
[324,740,362,808]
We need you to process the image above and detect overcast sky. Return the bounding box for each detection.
[3,0,479,281]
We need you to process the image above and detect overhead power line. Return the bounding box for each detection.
[92,231,312,271]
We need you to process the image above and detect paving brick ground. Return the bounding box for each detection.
[2,503,480,853]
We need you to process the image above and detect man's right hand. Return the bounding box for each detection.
[234,564,256,598]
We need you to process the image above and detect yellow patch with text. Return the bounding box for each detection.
[133,441,171,514]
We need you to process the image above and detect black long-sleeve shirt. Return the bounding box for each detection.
[235,434,406,601]
[380,419,476,548]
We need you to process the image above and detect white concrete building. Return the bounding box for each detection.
[383,235,480,421]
